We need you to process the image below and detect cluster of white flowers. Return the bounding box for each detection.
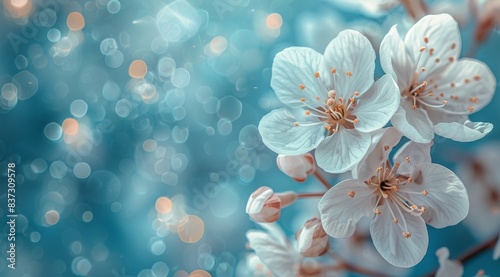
[245,13,497,275]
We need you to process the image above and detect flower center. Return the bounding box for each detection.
[293,70,359,135]
[358,157,429,239]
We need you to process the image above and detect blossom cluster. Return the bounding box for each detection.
[244,13,498,276]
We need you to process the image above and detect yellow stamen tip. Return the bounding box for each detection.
[314,71,320,78]
[299,84,306,90]
[301,97,306,102]
[346,72,352,77]
[331,68,337,74]
[294,122,299,126]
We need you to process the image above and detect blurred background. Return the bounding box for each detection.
[0,0,499,276]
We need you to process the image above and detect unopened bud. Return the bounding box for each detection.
[276,153,316,182]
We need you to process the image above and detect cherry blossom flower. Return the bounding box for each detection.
[246,186,297,223]
[435,247,464,277]
[319,128,469,267]
[455,142,500,239]
[277,153,316,182]
[259,30,400,173]
[296,217,330,257]
[246,223,336,277]
[380,13,496,143]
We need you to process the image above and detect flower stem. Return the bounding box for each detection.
[297,192,324,198]
[423,234,499,277]
[314,170,332,190]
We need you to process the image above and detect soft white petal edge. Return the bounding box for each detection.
[412,163,469,228]
[436,247,464,277]
[434,120,493,142]
[353,74,401,133]
[321,29,375,98]
[353,127,402,181]
[246,229,297,277]
[315,129,371,173]
[319,179,376,238]
[259,108,325,155]
[391,100,434,143]
[379,25,414,91]
[370,205,428,268]
[271,47,325,108]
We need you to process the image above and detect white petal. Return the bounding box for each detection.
[246,230,298,277]
[494,236,500,260]
[393,140,432,175]
[391,100,434,143]
[353,127,402,181]
[370,202,428,268]
[271,47,326,108]
[319,179,377,238]
[404,14,461,80]
[409,163,469,228]
[436,247,464,277]
[379,25,415,91]
[315,129,370,173]
[431,59,496,114]
[434,120,493,142]
[259,109,325,155]
[321,30,375,98]
[353,74,400,133]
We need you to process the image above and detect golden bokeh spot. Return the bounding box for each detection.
[178,215,204,243]
[155,196,172,214]
[129,60,148,79]
[189,269,211,277]
[45,210,60,225]
[67,12,85,31]
[266,13,283,30]
[4,0,32,18]
[62,118,79,135]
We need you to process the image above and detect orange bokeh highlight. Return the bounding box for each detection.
[155,197,173,214]
[266,13,283,30]
[129,60,148,79]
[178,215,204,243]
[189,269,211,277]
[62,118,79,135]
[67,12,85,31]
[4,0,32,18]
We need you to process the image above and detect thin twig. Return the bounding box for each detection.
[314,170,332,190]
[423,234,499,277]
[297,192,324,198]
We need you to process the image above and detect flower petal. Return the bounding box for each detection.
[380,25,415,91]
[404,14,461,80]
[409,163,469,228]
[259,108,325,155]
[246,229,297,277]
[434,120,493,142]
[393,140,432,176]
[431,59,496,114]
[319,179,377,238]
[353,127,402,181]
[315,129,370,173]
[391,100,434,143]
[436,247,464,277]
[370,202,428,268]
[321,30,375,98]
[353,74,400,133]
[271,47,326,108]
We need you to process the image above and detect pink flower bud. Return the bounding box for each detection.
[245,186,297,223]
[296,218,329,257]
[276,153,316,182]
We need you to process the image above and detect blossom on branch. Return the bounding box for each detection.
[380,14,496,143]
[259,30,400,173]
[319,128,469,267]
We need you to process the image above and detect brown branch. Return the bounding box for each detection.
[313,170,332,190]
